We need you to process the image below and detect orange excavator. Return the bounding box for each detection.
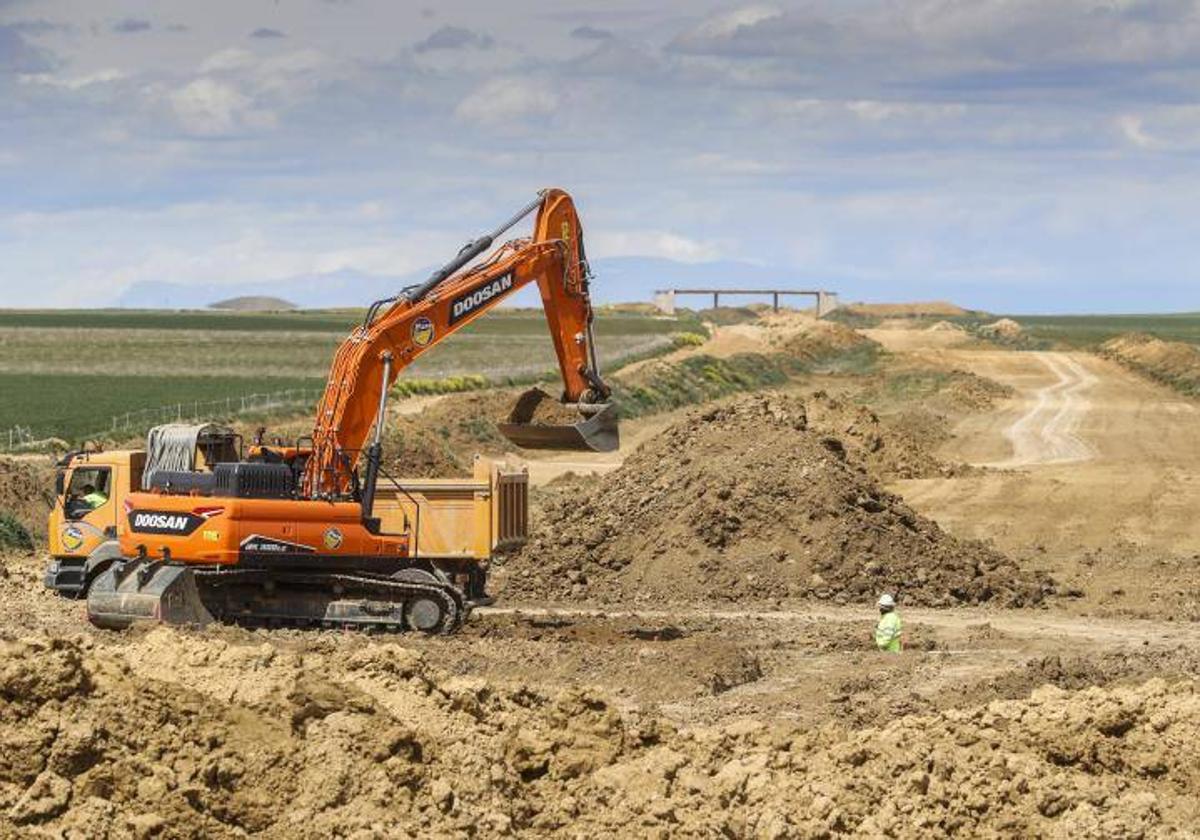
[84,188,617,634]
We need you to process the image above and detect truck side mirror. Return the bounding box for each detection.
[55,470,65,497]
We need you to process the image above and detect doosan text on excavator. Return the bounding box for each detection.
[44,188,618,635]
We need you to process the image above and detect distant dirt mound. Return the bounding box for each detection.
[776,321,879,362]
[502,394,1047,606]
[843,301,969,318]
[939,369,1015,411]
[1102,333,1200,395]
[980,318,1024,339]
[209,295,297,311]
[3,633,1195,837]
[926,320,967,333]
[384,391,518,477]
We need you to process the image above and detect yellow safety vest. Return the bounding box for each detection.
[875,611,902,652]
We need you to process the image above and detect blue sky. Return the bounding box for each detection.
[1,0,1198,311]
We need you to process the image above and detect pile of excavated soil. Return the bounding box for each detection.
[0,458,53,545]
[804,391,950,480]
[937,368,1015,410]
[925,320,967,334]
[1102,333,1200,395]
[501,394,1047,606]
[1,631,1195,837]
[384,391,519,477]
[774,320,878,361]
[980,318,1024,339]
[842,301,970,318]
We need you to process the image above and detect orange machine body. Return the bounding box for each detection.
[118,492,410,568]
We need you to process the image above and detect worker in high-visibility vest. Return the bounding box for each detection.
[874,593,902,652]
[79,483,108,509]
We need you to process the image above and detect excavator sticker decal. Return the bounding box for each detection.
[240,535,316,555]
[449,272,515,324]
[61,525,85,551]
[411,317,435,347]
[128,510,205,536]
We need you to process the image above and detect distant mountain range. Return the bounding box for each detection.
[113,258,840,310]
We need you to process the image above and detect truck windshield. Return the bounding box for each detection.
[65,467,112,516]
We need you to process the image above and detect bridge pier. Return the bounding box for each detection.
[816,291,839,318]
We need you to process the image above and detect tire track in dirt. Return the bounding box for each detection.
[987,351,1098,467]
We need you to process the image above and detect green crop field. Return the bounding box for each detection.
[0,308,698,445]
[1006,313,1200,347]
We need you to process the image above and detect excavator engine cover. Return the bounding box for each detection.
[497,387,619,452]
[86,560,214,630]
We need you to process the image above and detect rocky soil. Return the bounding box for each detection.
[1,629,1194,838]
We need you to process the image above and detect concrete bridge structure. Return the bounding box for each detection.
[653,288,840,318]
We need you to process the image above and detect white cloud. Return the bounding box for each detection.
[590,230,726,263]
[169,78,276,136]
[454,77,558,124]
[19,68,125,89]
[688,5,784,40]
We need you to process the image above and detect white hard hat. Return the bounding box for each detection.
[877,593,896,608]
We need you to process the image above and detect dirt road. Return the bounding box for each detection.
[988,352,1097,467]
[868,330,1200,566]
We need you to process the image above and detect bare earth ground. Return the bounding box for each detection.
[863,328,1200,622]
[2,315,1199,836]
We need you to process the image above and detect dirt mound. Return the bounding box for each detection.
[805,391,950,480]
[938,368,1015,411]
[925,320,966,333]
[2,632,1194,837]
[843,301,970,318]
[501,394,1047,606]
[1102,332,1200,395]
[0,458,53,547]
[980,318,1024,338]
[775,320,879,362]
[208,295,297,311]
[384,391,519,477]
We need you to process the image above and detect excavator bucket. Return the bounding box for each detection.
[86,560,214,630]
[497,388,619,452]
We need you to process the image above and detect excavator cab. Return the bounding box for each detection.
[497,387,619,452]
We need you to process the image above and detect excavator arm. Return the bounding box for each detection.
[303,188,616,498]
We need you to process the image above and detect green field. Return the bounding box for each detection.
[1005,313,1200,347]
[0,308,699,444]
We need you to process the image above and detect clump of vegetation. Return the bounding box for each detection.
[392,375,490,398]
[0,511,33,552]
[671,332,707,349]
[611,340,880,420]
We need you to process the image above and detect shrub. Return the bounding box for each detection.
[0,511,33,552]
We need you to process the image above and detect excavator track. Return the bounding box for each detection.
[195,568,468,634]
[87,560,468,635]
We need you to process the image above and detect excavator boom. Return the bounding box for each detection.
[305,188,617,496]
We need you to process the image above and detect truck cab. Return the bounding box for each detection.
[44,423,239,597]
[45,449,146,595]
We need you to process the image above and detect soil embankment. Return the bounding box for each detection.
[1101,332,1200,397]
[501,394,1048,607]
